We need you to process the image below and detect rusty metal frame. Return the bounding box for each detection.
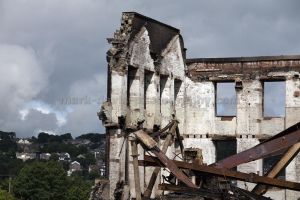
[143,120,178,198]
[127,120,300,198]
[134,128,197,189]
[158,183,272,200]
[150,120,175,138]
[140,155,300,191]
[213,128,300,169]
[158,183,222,199]
[252,142,300,195]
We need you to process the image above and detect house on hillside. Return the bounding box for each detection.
[88,164,99,173]
[39,153,51,160]
[70,161,81,172]
[16,152,36,161]
[77,154,85,159]
[17,139,31,145]
[58,152,70,161]
[99,163,106,177]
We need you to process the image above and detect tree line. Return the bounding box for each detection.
[0,131,106,199]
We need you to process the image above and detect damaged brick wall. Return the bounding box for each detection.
[100,12,300,200]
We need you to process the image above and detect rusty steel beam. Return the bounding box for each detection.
[134,130,197,189]
[158,183,222,199]
[151,147,197,188]
[140,155,300,191]
[175,126,184,157]
[150,120,175,137]
[130,139,142,200]
[261,122,300,145]
[212,129,300,169]
[159,184,271,200]
[252,142,300,195]
[169,120,178,134]
[144,121,178,198]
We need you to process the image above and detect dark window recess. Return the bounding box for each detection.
[160,75,168,112]
[144,70,154,109]
[216,82,237,116]
[127,66,138,107]
[174,79,182,102]
[263,155,285,180]
[263,81,286,117]
[214,140,237,171]
[174,140,180,149]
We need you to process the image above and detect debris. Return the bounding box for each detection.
[89,180,110,200]
[114,181,125,200]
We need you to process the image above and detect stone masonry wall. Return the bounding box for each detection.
[100,12,300,200]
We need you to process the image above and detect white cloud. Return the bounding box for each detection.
[19,100,73,127]
[0,44,48,119]
[19,109,29,120]
[34,129,58,136]
[0,44,46,106]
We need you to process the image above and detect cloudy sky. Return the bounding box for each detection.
[1,0,300,137]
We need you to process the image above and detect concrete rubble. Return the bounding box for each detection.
[98,12,300,200]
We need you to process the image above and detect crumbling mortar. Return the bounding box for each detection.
[106,13,135,76]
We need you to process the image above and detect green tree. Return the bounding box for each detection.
[37,132,73,144]
[37,132,51,143]
[65,176,92,200]
[40,142,87,159]
[49,154,59,161]
[13,161,67,200]
[60,133,73,141]
[76,133,105,143]
[0,189,15,200]
[0,131,17,154]
[77,153,96,169]
[12,161,92,200]
[88,170,101,180]
[0,155,24,177]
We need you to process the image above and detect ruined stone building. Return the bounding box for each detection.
[99,12,300,199]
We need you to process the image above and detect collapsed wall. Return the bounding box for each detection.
[99,12,300,199]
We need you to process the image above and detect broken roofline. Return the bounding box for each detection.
[123,12,180,32]
[125,12,300,65]
[108,12,186,60]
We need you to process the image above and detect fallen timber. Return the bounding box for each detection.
[139,155,300,191]
[213,123,300,169]
[134,126,197,189]
[158,184,272,200]
[143,121,179,198]
[252,142,300,195]
[128,121,300,199]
